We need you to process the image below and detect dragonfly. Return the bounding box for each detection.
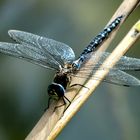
[0,15,139,110]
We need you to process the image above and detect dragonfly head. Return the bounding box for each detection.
[47,83,65,100]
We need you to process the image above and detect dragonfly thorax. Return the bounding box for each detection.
[53,73,71,89]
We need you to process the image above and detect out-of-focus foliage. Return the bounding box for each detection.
[0,0,140,140]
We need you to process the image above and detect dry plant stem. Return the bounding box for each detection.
[25,1,140,140]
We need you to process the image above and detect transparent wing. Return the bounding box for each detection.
[83,52,140,71]
[73,69,140,86]
[104,69,140,86]
[0,42,61,70]
[73,52,140,86]
[8,30,75,65]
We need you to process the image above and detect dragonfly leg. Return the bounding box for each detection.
[63,96,71,111]
[47,97,52,109]
[54,97,67,112]
[54,96,72,112]
[44,97,53,111]
[70,84,89,89]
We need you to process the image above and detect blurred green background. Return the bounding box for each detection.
[0,0,140,140]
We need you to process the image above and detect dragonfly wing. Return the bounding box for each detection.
[74,68,140,87]
[104,69,140,86]
[8,30,75,65]
[0,42,61,70]
[85,52,140,71]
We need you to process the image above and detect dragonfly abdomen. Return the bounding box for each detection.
[72,15,124,69]
[81,15,123,55]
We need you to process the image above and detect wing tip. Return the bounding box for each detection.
[123,83,140,87]
[130,80,140,86]
[8,29,18,37]
[123,84,130,87]
[135,69,140,71]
